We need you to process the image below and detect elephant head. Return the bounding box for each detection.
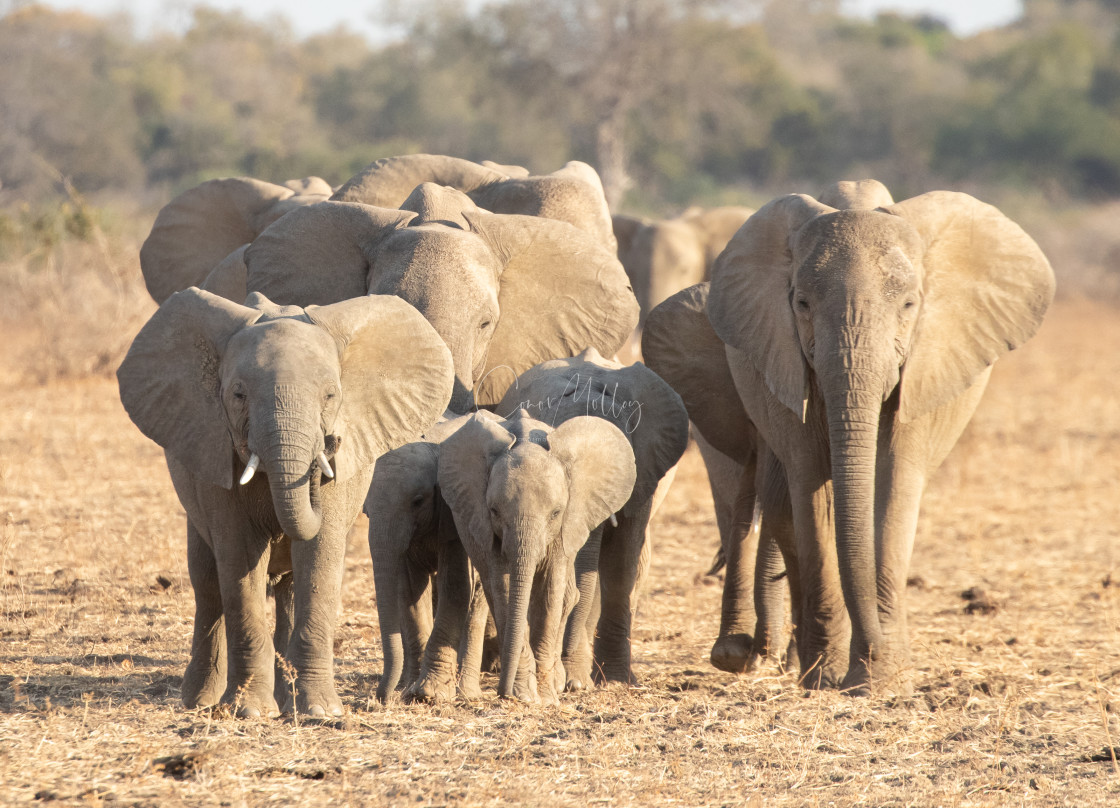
[438,411,635,699]
[241,189,638,412]
[331,154,617,252]
[494,348,690,513]
[117,289,454,542]
[139,176,332,303]
[613,206,754,327]
[707,190,1055,670]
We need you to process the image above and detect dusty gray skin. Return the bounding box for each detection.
[117,290,453,717]
[649,183,1054,696]
[494,348,690,691]
[435,411,636,704]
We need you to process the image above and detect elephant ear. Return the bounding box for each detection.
[887,191,1055,423]
[245,201,415,307]
[465,212,640,407]
[612,213,647,261]
[304,294,454,482]
[283,176,333,196]
[399,182,481,229]
[817,179,894,210]
[494,348,688,510]
[708,194,834,420]
[200,245,249,303]
[549,416,637,557]
[139,177,319,304]
[481,160,530,177]
[643,284,756,465]
[331,154,505,206]
[117,288,262,488]
[437,413,516,546]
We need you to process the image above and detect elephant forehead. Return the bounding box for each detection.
[226,319,339,380]
[489,446,566,502]
[794,211,922,288]
[376,226,500,281]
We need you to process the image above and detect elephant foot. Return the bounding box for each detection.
[509,675,539,704]
[562,655,594,692]
[222,685,279,719]
[592,663,637,687]
[284,682,343,717]
[840,655,913,699]
[457,675,483,701]
[797,650,847,691]
[709,633,754,673]
[405,667,457,704]
[182,664,225,709]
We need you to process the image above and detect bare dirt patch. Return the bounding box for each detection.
[1,299,1118,806]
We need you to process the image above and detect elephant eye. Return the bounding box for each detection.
[551,508,561,520]
[903,299,916,310]
[796,298,810,313]
[479,319,492,330]
[411,494,425,508]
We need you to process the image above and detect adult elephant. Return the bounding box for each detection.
[118,290,454,717]
[651,187,1054,695]
[139,176,332,303]
[612,205,754,328]
[331,153,617,252]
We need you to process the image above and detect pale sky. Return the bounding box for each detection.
[21,1,1023,40]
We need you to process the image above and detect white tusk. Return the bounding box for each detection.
[239,453,260,485]
[317,452,335,479]
[609,513,618,527]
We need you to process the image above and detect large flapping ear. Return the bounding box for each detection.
[466,212,640,407]
[680,207,756,267]
[887,191,1055,423]
[305,294,454,481]
[494,348,688,511]
[437,413,516,547]
[283,177,333,196]
[708,194,834,420]
[139,177,324,304]
[643,284,757,465]
[549,416,637,557]
[245,201,415,307]
[200,245,249,303]
[331,154,506,206]
[817,179,894,210]
[399,182,481,229]
[117,288,262,488]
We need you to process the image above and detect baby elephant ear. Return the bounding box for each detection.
[245,201,415,307]
[887,192,1055,423]
[200,245,249,303]
[465,212,640,407]
[305,294,455,482]
[643,284,756,466]
[550,416,637,557]
[140,177,316,304]
[817,179,894,210]
[708,193,832,420]
[437,414,516,546]
[117,288,262,488]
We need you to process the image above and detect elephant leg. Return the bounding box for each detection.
[694,430,744,574]
[182,522,226,709]
[710,461,761,673]
[210,525,277,717]
[409,529,472,703]
[787,477,850,690]
[593,498,652,685]
[271,570,295,707]
[400,566,434,690]
[562,524,603,691]
[529,558,569,705]
[456,578,490,700]
[747,448,793,671]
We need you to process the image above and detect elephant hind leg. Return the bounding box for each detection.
[182,522,226,709]
[271,571,295,707]
[710,459,760,673]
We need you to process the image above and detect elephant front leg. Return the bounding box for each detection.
[183,523,226,709]
[286,527,347,718]
[593,501,652,685]
[456,579,490,700]
[710,463,760,673]
[562,525,603,691]
[529,559,569,705]
[788,477,851,690]
[408,533,472,703]
[271,570,295,707]
[749,452,796,673]
[211,528,278,717]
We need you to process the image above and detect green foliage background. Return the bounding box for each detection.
[5,0,1120,214]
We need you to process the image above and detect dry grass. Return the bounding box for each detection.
[2,243,1120,806]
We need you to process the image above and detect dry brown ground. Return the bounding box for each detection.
[1,295,1119,807]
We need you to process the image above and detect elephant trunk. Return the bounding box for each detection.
[822,357,887,673]
[259,415,323,542]
[496,545,536,699]
[370,514,408,702]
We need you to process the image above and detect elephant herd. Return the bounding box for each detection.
[116,155,1055,717]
